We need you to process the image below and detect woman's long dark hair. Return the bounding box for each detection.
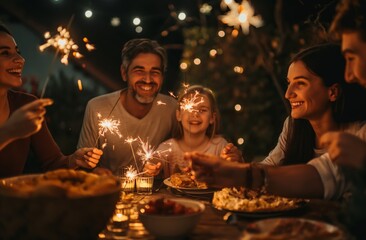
[283,43,366,165]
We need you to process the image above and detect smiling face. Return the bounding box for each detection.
[342,32,366,88]
[0,32,25,90]
[121,53,163,104]
[177,94,215,136]
[285,61,338,121]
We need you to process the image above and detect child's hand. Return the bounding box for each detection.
[220,143,244,162]
[144,162,162,176]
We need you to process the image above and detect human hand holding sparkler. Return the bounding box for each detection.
[68,147,103,169]
[143,162,162,176]
[0,99,53,151]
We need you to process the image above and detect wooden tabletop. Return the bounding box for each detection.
[100,183,351,240]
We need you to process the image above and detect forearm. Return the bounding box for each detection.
[0,125,17,151]
[265,165,324,199]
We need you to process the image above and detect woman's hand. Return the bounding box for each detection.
[220,143,244,162]
[0,99,53,150]
[5,99,53,137]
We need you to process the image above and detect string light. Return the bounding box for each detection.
[133,17,141,25]
[135,26,143,33]
[218,30,226,37]
[180,62,188,70]
[237,138,245,145]
[209,49,217,57]
[178,12,186,21]
[234,104,242,111]
[193,58,201,65]
[111,17,121,27]
[200,3,213,14]
[84,9,93,18]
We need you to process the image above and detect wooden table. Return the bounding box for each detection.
[100,183,351,240]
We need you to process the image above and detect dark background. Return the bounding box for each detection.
[0,0,339,162]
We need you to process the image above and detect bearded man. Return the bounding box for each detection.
[78,39,177,175]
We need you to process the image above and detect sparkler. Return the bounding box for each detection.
[38,15,95,98]
[124,165,138,180]
[124,137,139,172]
[157,100,166,105]
[179,90,204,112]
[136,137,171,168]
[219,0,263,35]
[39,26,82,65]
[95,113,123,148]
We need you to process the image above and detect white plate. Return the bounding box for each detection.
[163,178,215,194]
[241,217,345,240]
[213,199,309,218]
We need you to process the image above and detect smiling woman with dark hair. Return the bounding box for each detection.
[0,23,103,178]
[185,43,366,201]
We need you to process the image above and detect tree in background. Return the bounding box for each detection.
[178,0,337,161]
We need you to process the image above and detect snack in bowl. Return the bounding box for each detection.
[170,172,207,189]
[139,197,205,238]
[0,169,120,239]
[213,187,307,213]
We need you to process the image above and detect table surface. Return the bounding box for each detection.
[99,182,351,240]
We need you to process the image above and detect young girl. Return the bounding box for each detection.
[145,85,242,177]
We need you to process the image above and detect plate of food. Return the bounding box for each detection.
[163,173,216,194]
[241,217,345,239]
[212,187,308,218]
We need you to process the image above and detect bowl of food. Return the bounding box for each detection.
[138,197,205,238]
[0,169,120,239]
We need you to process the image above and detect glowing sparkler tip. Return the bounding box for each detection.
[157,100,166,105]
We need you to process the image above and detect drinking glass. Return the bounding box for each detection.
[136,175,154,195]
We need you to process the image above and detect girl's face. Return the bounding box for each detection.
[177,94,215,136]
[285,61,338,121]
[0,32,25,89]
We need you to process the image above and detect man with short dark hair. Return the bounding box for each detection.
[78,38,177,175]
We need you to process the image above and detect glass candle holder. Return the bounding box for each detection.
[136,175,153,195]
[120,177,135,193]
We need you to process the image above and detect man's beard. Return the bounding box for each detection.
[128,84,158,104]
[134,91,156,104]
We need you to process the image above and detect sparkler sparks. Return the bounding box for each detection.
[219,0,263,34]
[97,113,123,138]
[179,90,204,112]
[125,165,138,180]
[39,26,82,65]
[157,100,166,105]
[136,137,171,166]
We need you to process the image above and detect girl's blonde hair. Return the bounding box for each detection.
[173,85,220,140]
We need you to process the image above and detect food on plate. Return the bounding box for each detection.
[170,172,207,189]
[0,169,119,197]
[213,187,306,212]
[242,218,344,240]
[141,198,200,215]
